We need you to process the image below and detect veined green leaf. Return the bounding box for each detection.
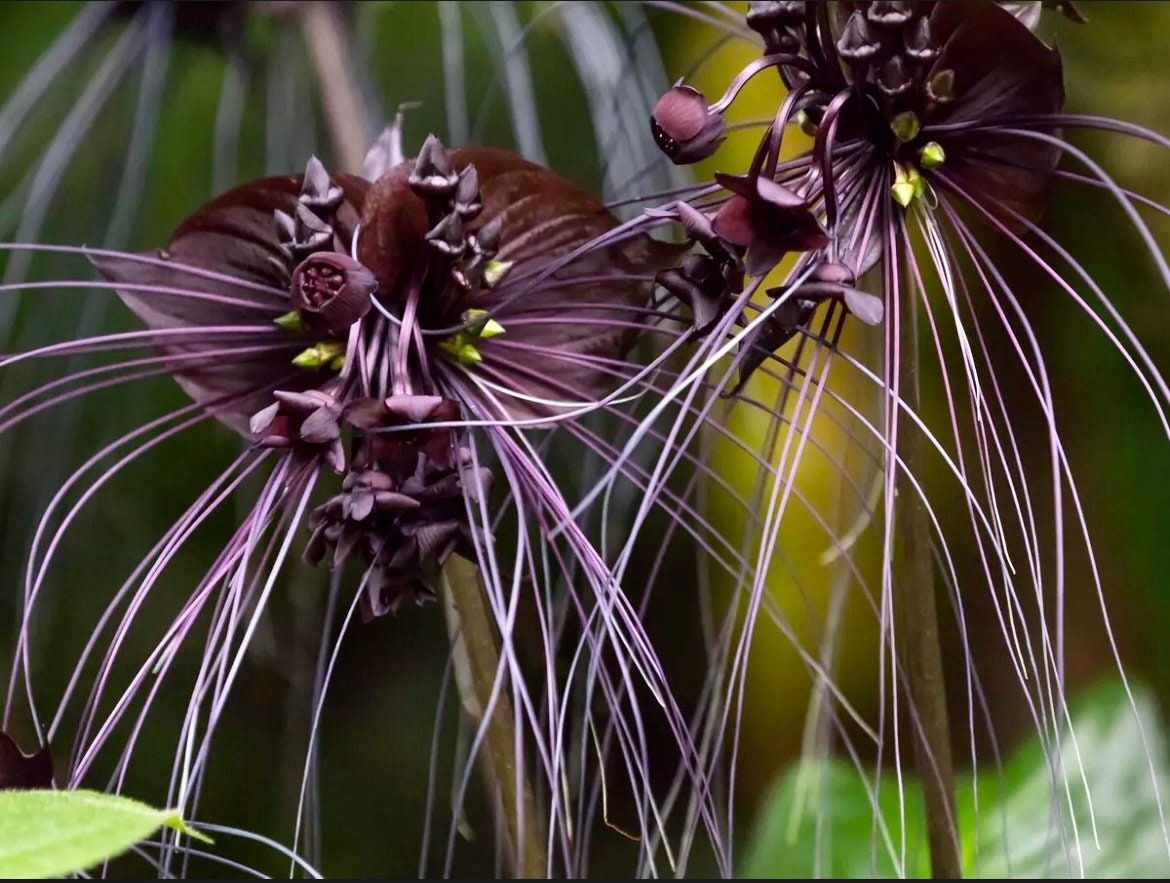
[744,681,1170,878]
[0,789,210,879]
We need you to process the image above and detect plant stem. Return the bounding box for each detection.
[896,271,962,879]
[300,2,369,174]
[441,555,545,878]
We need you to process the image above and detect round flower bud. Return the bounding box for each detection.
[650,85,726,165]
[291,252,377,335]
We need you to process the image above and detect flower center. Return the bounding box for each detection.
[296,260,345,308]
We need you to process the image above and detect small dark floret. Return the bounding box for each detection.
[291,252,376,335]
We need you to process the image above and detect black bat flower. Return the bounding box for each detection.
[3,129,710,871]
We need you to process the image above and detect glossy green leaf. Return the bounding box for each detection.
[744,681,1170,878]
[0,789,209,879]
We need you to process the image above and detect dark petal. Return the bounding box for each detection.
[92,173,367,434]
[999,2,1041,29]
[785,212,831,253]
[712,171,755,201]
[343,397,391,430]
[413,521,461,562]
[274,389,334,414]
[325,440,346,474]
[346,489,376,522]
[755,176,807,210]
[867,1,912,26]
[712,196,758,248]
[300,406,341,444]
[374,491,422,511]
[249,401,280,436]
[0,731,53,790]
[449,148,683,419]
[745,240,789,278]
[656,254,730,332]
[414,473,463,504]
[929,0,1065,228]
[383,394,450,424]
[675,201,716,244]
[361,470,398,492]
[668,115,726,166]
[842,288,885,325]
[833,192,884,276]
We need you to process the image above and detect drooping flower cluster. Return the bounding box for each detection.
[572,0,1170,875]
[6,0,1170,878]
[1,122,706,876]
[648,0,1065,387]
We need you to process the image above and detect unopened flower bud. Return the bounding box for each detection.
[905,17,938,62]
[878,55,912,97]
[837,12,879,63]
[409,134,458,198]
[650,85,726,165]
[425,211,466,257]
[867,0,912,26]
[454,165,482,220]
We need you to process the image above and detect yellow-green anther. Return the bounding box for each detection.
[483,259,514,289]
[891,180,916,208]
[439,334,482,366]
[479,318,505,339]
[292,341,345,370]
[463,308,507,339]
[292,348,323,369]
[891,111,920,143]
[274,310,304,333]
[920,141,946,170]
[796,110,818,137]
[891,164,924,208]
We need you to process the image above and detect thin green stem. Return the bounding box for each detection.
[442,555,545,878]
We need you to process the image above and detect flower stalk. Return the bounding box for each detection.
[895,259,961,879]
[441,555,545,878]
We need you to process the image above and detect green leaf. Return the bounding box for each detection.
[0,789,210,879]
[743,681,1170,878]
